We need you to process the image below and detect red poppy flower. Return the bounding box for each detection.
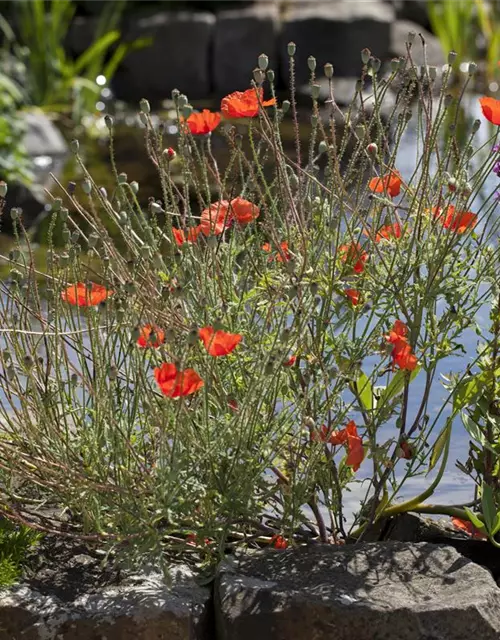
[283,354,297,367]
[385,320,409,344]
[391,339,418,371]
[221,87,276,118]
[433,205,477,234]
[374,223,403,242]
[185,109,221,135]
[137,324,165,348]
[271,534,288,549]
[186,533,211,546]
[345,288,361,306]
[368,170,402,197]
[154,363,204,398]
[338,243,368,274]
[345,421,364,471]
[451,517,486,540]
[199,326,242,356]
[172,225,201,246]
[479,96,500,125]
[228,398,239,412]
[230,197,260,224]
[200,200,233,236]
[61,282,112,307]
[263,241,291,262]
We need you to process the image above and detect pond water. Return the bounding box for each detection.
[4,94,500,521]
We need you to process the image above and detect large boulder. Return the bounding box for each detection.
[112,11,215,105]
[216,542,500,639]
[213,5,279,97]
[280,1,395,86]
[0,537,212,640]
[391,20,445,68]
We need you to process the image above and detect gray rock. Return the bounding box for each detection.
[391,20,445,68]
[216,542,500,640]
[393,0,431,29]
[213,5,279,97]
[23,112,68,159]
[280,1,395,86]
[112,11,215,105]
[0,566,211,639]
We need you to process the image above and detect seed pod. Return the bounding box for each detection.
[59,207,68,222]
[258,53,269,71]
[177,94,188,108]
[318,140,328,154]
[139,98,151,114]
[130,181,139,194]
[62,228,71,244]
[10,207,21,221]
[0,181,7,198]
[471,119,481,133]
[361,48,371,64]
[253,68,265,84]
[82,179,92,194]
[282,100,290,114]
[267,69,275,83]
[104,114,113,129]
[324,63,334,78]
[311,84,321,100]
[307,56,316,72]
[390,58,400,72]
[70,139,79,154]
[287,42,296,57]
[118,172,128,185]
[367,142,378,155]
[448,51,457,65]
[88,233,99,248]
[468,61,477,76]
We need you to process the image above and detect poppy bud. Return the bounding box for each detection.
[267,69,275,83]
[447,177,457,192]
[472,119,481,133]
[118,172,128,184]
[187,327,199,345]
[308,56,316,72]
[150,202,163,214]
[70,139,79,154]
[10,268,22,283]
[311,84,320,100]
[462,182,472,197]
[171,88,180,102]
[50,198,61,212]
[304,416,315,429]
[282,100,290,114]
[369,57,381,73]
[104,114,113,129]
[407,31,416,45]
[0,181,7,198]
[130,181,139,194]
[23,355,34,369]
[177,94,188,109]
[324,63,334,79]
[163,147,176,162]
[253,68,265,84]
[258,53,269,71]
[88,233,99,248]
[62,228,71,244]
[182,105,193,119]
[318,140,328,154]
[82,179,92,194]
[428,66,437,81]
[361,48,370,64]
[10,207,21,221]
[287,42,296,57]
[107,365,118,381]
[70,373,78,387]
[367,142,377,155]
[448,51,457,65]
[468,61,477,76]
[140,98,151,114]
[390,58,400,72]
[71,230,80,244]
[6,365,15,381]
[119,211,129,226]
[59,207,68,222]
[99,187,108,200]
[310,282,319,296]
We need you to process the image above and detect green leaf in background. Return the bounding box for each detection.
[356,372,374,411]
[428,419,451,474]
[380,366,421,406]
[461,411,485,445]
[481,482,496,534]
[453,371,491,414]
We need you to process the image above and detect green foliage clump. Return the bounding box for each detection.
[0,518,41,588]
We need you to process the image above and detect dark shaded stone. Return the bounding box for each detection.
[213,5,279,97]
[111,11,215,105]
[393,0,431,30]
[65,16,99,58]
[216,542,500,640]
[280,1,394,86]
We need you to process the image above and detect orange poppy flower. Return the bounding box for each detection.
[263,241,291,262]
[345,421,364,471]
[271,534,288,549]
[61,282,112,307]
[154,363,204,398]
[338,243,368,274]
[221,87,276,118]
[385,320,409,344]
[391,340,418,371]
[137,324,165,348]
[199,326,242,356]
[451,517,486,540]
[399,441,414,460]
[374,223,403,242]
[172,225,201,246]
[200,200,233,236]
[283,354,297,367]
[368,170,402,198]
[185,109,221,135]
[230,197,260,224]
[433,205,477,234]
[345,288,361,306]
[479,96,500,125]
